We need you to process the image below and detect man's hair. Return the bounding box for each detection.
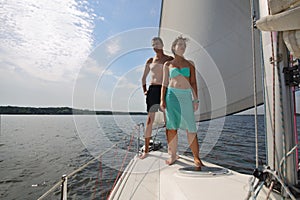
[152,37,164,45]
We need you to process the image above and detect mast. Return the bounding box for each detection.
[257,0,298,186]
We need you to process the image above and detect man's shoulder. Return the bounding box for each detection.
[164,55,173,61]
[146,57,153,64]
[168,55,174,60]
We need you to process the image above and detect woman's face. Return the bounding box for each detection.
[174,39,186,56]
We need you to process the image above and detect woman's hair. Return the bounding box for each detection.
[171,35,188,55]
[152,37,164,45]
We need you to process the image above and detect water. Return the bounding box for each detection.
[0,115,299,199]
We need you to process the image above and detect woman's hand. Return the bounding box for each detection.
[193,102,199,111]
[160,100,166,111]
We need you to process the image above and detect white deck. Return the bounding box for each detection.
[109,151,284,199]
[109,151,283,200]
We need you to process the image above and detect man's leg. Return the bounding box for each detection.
[140,112,155,159]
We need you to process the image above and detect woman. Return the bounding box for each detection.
[160,35,203,168]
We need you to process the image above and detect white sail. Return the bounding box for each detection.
[159,0,263,121]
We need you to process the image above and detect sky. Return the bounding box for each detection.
[0,0,163,112]
[1,0,299,113]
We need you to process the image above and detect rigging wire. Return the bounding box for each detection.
[249,0,259,169]
[106,143,119,199]
[108,127,136,199]
[37,137,132,200]
[92,155,103,200]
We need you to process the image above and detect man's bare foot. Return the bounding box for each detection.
[194,158,204,168]
[165,155,180,165]
[139,152,148,159]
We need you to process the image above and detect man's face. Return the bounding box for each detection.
[152,39,163,51]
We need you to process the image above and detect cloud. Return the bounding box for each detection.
[0,0,95,82]
[82,57,113,76]
[74,56,115,86]
[116,76,137,89]
[0,65,74,107]
[135,65,145,73]
[150,8,157,17]
[98,16,105,21]
[106,37,121,56]
[113,65,143,89]
[111,75,143,112]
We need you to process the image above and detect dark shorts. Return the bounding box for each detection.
[146,85,162,113]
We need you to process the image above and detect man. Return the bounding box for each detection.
[140,37,173,159]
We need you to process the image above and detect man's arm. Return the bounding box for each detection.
[141,58,153,94]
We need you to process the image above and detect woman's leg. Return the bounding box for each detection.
[165,129,170,154]
[186,132,204,168]
[166,129,178,165]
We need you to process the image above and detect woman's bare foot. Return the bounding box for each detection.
[165,155,179,165]
[139,152,148,159]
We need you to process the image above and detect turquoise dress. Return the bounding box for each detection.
[165,67,197,133]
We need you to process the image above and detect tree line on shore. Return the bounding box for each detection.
[0,106,146,115]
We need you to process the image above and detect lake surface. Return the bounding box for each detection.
[0,115,298,199]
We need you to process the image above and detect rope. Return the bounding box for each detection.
[108,129,136,198]
[67,142,122,178]
[245,177,266,200]
[92,155,103,200]
[279,144,300,171]
[245,177,255,200]
[38,140,125,200]
[266,181,275,199]
[264,169,296,200]
[246,166,298,200]
[249,0,259,168]
[37,180,63,200]
[106,144,119,199]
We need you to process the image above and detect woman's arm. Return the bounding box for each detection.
[160,61,170,111]
[189,60,199,111]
